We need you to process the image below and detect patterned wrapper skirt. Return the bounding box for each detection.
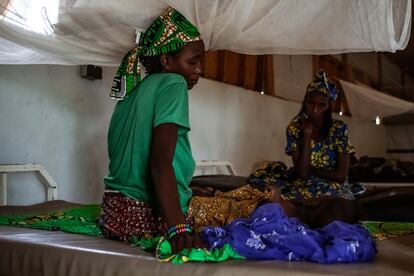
[99,191,168,241]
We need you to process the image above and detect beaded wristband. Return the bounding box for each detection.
[167,223,192,239]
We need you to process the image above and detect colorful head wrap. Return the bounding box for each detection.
[306,69,338,101]
[111,7,202,100]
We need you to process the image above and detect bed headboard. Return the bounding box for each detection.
[195,160,237,176]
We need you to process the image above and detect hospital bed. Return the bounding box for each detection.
[1,200,414,276]
[1,161,414,275]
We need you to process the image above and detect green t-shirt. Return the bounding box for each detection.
[104,73,195,214]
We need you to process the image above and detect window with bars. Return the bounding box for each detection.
[0,0,58,34]
[0,0,11,16]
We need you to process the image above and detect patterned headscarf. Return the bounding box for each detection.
[110,7,202,100]
[306,69,338,101]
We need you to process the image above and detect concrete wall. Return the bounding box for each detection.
[339,116,387,158]
[387,125,414,162]
[190,78,299,175]
[0,65,115,205]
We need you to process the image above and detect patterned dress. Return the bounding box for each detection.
[284,117,355,199]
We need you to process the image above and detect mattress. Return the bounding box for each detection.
[191,174,247,191]
[1,201,414,276]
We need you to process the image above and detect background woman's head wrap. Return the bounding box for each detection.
[306,69,338,101]
[110,7,201,100]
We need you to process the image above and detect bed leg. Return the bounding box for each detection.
[0,173,7,206]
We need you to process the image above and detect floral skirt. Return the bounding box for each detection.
[99,191,168,241]
[283,176,355,200]
[247,162,355,200]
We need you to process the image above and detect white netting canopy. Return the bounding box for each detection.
[339,79,414,122]
[0,0,411,65]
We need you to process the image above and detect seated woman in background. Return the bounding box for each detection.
[284,69,355,200]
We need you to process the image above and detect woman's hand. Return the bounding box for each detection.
[291,119,314,178]
[169,232,206,254]
[301,119,314,135]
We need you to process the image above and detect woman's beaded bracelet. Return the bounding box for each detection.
[167,223,192,239]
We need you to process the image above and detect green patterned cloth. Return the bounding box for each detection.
[361,221,414,240]
[111,7,201,100]
[130,236,243,264]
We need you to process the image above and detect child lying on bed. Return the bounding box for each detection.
[188,184,361,232]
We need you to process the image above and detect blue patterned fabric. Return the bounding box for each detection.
[246,161,288,189]
[306,69,338,101]
[283,117,355,199]
[202,203,376,264]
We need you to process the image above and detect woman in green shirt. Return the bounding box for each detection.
[100,7,205,253]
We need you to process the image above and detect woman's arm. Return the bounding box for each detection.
[311,153,350,183]
[150,123,186,226]
[292,121,313,178]
[150,123,204,253]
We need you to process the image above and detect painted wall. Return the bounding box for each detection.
[387,125,414,163]
[0,65,115,205]
[189,78,299,175]
[0,64,388,205]
[339,116,387,158]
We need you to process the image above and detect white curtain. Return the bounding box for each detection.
[339,79,414,122]
[0,0,411,65]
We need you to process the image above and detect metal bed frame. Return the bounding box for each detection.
[0,164,58,206]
